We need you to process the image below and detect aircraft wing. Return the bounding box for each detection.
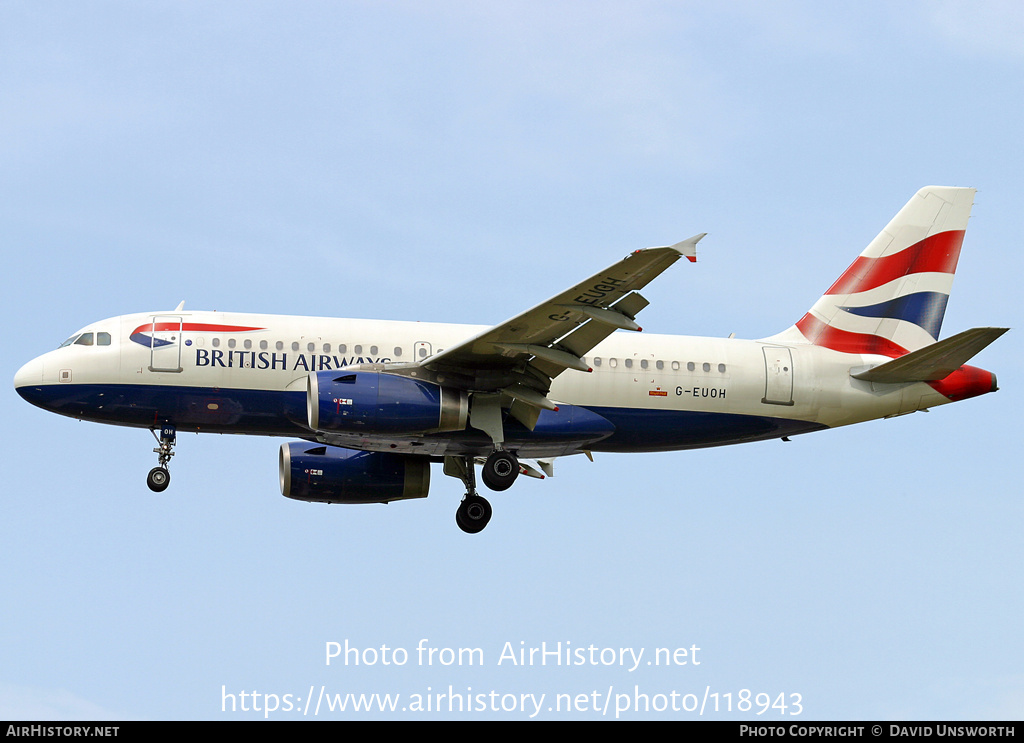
[422,235,705,403]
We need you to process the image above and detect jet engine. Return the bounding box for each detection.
[279,442,430,504]
[307,371,468,434]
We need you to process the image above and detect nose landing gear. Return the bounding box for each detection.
[147,424,176,492]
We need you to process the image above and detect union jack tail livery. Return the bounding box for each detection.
[786,186,975,357]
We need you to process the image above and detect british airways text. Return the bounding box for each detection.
[194,350,391,372]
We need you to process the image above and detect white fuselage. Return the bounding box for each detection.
[14,309,957,459]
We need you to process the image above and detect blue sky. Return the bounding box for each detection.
[2,1,1021,720]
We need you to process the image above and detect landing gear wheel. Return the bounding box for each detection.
[481,450,519,492]
[147,467,170,493]
[456,494,492,534]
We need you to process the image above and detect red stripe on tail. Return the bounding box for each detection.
[795,313,909,357]
[824,230,965,297]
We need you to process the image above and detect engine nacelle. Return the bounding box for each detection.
[307,370,468,434]
[279,442,430,504]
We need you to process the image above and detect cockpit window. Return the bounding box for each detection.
[59,331,112,350]
[59,331,111,348]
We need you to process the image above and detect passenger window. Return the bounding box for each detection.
[593,357,602,367]
[656,360,664,370]
[718,363,726,373]
[703,362,711,372]
[338,344,347,354]
[609,358,618,368]
[687,362,695,372]
[291,342,299,352]
[640,359,648,370]
[324,343,331,353]
[212,337,221,348]
[260,340,268,350]
[672,361,680,371]
[276,341,283,351]
[307,342,315,352]
[624,358,633,368]
[97,332,111,346]
[394,347,402,357]
[244,339,252,350]
[370,345,378,355]
[228,338,236,349]
[354,345,363,354]
[75,333,94,346]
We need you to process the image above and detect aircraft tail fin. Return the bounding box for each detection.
[775,186,976,357]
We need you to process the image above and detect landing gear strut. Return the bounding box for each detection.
[147,424,176,493]
[445,455,492,534]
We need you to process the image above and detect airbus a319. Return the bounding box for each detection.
[15,187,1006,532]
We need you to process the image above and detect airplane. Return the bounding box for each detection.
[14,186,1007,533]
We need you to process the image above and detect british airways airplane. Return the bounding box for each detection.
[14,187,1007,533]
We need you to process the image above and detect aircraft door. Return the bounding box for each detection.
[148,315,183,373]
[761,346,794,406]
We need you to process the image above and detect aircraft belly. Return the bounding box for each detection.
[584,406,827,452]
[18,379,827,458]
[16,382,310,437]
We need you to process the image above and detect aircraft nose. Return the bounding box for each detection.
[14,356,43,396]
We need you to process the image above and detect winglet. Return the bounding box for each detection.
[671,233,707,263]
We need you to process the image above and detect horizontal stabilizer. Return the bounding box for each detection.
[851,327,1008,383]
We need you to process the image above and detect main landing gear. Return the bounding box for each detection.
[481,450,518,491]
[456,493,493,535]
[147,424,176,493]
[446,450,520,534]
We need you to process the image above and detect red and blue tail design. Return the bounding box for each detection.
[778,186,975,357]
